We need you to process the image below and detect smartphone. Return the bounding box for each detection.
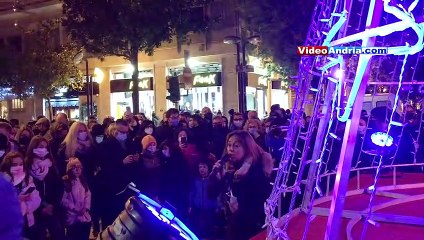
[23,187,36,195]
[180,136,187,144]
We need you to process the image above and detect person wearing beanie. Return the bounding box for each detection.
[139,135,161,199]
[62,158,92,240]
[141,135,157,152]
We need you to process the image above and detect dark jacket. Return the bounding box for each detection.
[96,137,136,195]
[155,124,180,145]
[208,160,271,240]
[190,177,216,210]
[210,127,229,158]
[33,166,64,214]
[160,149,190,213]
[57,144,96,187]
[0,174,23,239]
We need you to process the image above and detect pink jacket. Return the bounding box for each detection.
[61,178,91,225]
[4,174,41,227]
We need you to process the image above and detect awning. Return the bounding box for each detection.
[48,98,79,108]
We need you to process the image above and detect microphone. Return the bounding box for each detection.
[209,154,230,178]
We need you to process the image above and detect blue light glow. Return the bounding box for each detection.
[371,132,394,147]
[137,193,199,240]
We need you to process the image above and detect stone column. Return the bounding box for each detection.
[153,63,167,119]
[221,55,238,114]
[97,68,111,121]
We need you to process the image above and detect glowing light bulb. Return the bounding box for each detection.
[125,64,135,74]
[334,69,343,79]
[93,68,104,83]
[371,132,394,147]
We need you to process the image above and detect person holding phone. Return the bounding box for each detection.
[176,129,216,181]
[0,151,41,239]
[96,119,139,226]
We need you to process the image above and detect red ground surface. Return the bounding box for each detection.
[251,173,424,240]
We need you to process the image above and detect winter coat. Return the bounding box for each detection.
[3,174,41,227]
[189,177,216,211]
[96,137,136,195]
[61,178,91,226]
[0,174,23,239]
[57,144,97,187]
[32,166,64,216]
[208,153,273,240]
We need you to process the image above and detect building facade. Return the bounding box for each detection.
[0,0,290,122]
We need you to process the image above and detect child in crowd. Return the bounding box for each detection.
[61,158,91,240]
[0,151,41,239]
[139,135,161,200]
[189,161,217,238]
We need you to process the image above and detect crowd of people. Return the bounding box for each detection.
[0,105,294,240]
[0,101,422,240]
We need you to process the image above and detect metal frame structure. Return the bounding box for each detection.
[285,163,424,239]
[265,0,424,239]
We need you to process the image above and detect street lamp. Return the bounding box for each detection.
[223,35,261,113]
[73,51,94,120]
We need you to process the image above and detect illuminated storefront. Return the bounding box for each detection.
[47,84,99,121]
[166,64,223,113]
[110,76,155,119]
[247,74,268,118]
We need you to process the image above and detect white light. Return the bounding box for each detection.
[250,57,262,68]
[335,69,343,79]
[94,68,104,83]
[125,64,135,74]
[187,58,203,68]
[371,132,394,147]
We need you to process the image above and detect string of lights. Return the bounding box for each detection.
[361,53,409,240]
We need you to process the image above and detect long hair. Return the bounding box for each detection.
[25,135,53,167]
[222,130,263,164]
[105,123,117,138]
[1,151,30,185]
[63,122,93,158]
[14,125,34,142]
[63,157,89,193]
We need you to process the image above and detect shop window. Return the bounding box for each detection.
[11,99,24,111]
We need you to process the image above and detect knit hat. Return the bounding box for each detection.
[66,158,82,172]
[141,135,157,150]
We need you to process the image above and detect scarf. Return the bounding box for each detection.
[30,158,52,181]
[77,139,91,152]
[12,172,26,186]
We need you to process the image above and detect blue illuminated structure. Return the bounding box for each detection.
[136,192,199,240]
[265,0,424,239]
[371,132,394,147]
[98,183,199,240]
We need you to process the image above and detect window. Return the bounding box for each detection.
[362,102,373,112]
[376,100,389,108]
[11,99,24,111]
